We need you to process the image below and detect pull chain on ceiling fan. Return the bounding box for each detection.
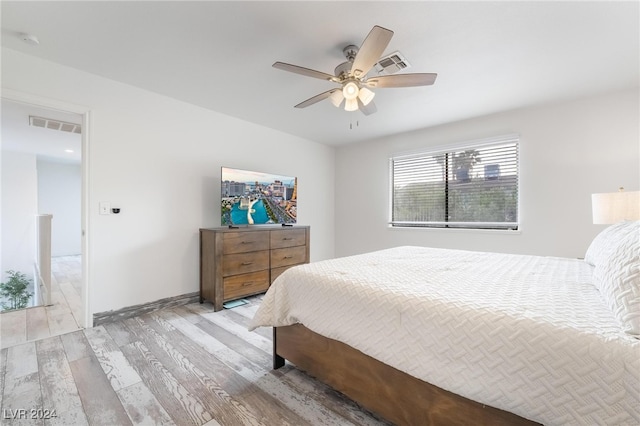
[273,25,438,115]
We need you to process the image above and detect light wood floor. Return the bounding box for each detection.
[0,295,389,425]
[0,256,83,349]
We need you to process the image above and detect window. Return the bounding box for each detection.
[390,136,519,230]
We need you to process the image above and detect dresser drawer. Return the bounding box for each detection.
[200,226,309,311]
[271,246,307,269]
[271,265,297,283]
[270,229,306,249]
[223,250,269,276]
[223,231,269,254]
[223,270,269,301]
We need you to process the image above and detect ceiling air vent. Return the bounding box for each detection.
[29,116,81,134]
[373,51,411,75]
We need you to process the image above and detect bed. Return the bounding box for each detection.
[249,221,640,425]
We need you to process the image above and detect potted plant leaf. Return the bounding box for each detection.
[0,270,33,311]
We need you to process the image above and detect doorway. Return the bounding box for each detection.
[0,93,90,347]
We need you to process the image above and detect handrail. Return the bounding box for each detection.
[34,214,53,306]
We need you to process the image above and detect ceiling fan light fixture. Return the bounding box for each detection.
[358,87,375,106]
[273,25,437,116]
[342,81,359,100]
[329,90,344,108]
[344,97,359,112]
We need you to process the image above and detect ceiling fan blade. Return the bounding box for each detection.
[364,73,438,88]
[357,98,378,116]
[294,89,340,109]
[273,62,337,82]
[350,25,394,78]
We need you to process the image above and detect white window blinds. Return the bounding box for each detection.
[390,137,519,230]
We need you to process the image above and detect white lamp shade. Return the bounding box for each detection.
[344,97,358,112]
[342,82,359,100]
[329,90,344,108]
[592,190,640,224]
[357,87,375,106]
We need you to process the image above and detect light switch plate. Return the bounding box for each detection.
[99,202,111,215]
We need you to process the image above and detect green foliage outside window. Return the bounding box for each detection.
[391,139,519,229]
[393,180,517,225]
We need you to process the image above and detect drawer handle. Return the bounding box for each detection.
[241,241,253,244]
[283,255,293,259]
[241,262,253,266]
[283,237,293,241]
[242,281,255,287]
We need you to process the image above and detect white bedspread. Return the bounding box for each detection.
[249,246,640,425]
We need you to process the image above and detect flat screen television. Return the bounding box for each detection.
[221,167,297,226]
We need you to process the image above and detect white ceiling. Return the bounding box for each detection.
[1,1,638,147]
[1,99,82,163]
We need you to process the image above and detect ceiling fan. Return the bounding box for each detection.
[273,25,437,115]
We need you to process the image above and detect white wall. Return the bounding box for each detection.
[2,48,336,316]
[1,151,38,281]
[335,89,639,258]
[37,159,82,256]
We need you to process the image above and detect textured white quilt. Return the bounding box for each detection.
[249,246,640,425]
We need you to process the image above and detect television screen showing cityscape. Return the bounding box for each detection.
[221,167,297,226]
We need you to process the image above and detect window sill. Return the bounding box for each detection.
[387,225,522,235]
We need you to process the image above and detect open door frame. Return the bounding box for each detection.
[2,89,92,328]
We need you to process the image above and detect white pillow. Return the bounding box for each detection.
[592,222,640,336]
[585,221,637,267]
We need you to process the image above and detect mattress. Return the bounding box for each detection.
[249,246,640,425]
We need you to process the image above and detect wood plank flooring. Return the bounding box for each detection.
[0,256,83,349]
[0,296,390,425]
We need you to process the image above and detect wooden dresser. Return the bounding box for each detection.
[199,226,310,311]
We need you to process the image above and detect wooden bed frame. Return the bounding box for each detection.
[273,324,540,426]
